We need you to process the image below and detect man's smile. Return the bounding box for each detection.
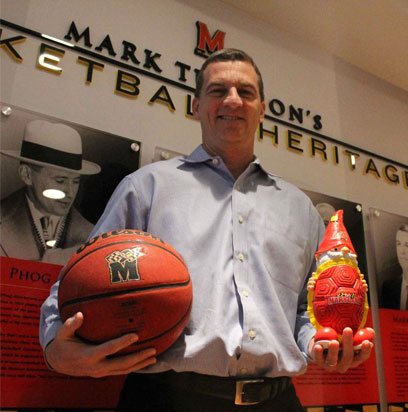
[217,115,244,120]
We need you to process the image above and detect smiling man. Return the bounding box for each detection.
[192,58,265,179]
[40,49,374,411]
[1,119,100,264]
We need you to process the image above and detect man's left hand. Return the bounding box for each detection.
[309,327,374,373]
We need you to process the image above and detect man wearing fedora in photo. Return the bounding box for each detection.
[1,119,100,264]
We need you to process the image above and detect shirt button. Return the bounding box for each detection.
[238,216,244,224]
[240,368,248,375]
[237,253,244,262]
[212,158,219,165]
[242,290,249,297]
[249,330,256,340]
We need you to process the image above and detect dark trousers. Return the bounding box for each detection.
[116,372,306,412]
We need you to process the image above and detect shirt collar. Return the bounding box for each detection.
[182,145,213,164]
[182,145,280,183]
[25,194,60,228]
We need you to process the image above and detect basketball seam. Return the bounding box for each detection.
[59,239,188,288]
[132,299,192,346]
[59,278,191,311]
[76,299,193,350]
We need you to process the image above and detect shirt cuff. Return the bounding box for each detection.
[299,323,316,362]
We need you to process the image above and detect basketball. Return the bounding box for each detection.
[58,229,192,356]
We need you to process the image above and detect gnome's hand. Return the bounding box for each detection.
[361,279,368,293]
[307,276,317,292]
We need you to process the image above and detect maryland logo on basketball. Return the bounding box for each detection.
[106,247,145,283]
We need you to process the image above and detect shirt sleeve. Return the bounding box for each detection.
[294,206,325,359]
[39,175,145,350]
[90,175,147,236]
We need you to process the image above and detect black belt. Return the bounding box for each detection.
[158,371,292,406]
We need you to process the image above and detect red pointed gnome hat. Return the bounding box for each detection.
[315,209,356,257]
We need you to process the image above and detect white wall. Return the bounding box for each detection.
[1,0,407,217]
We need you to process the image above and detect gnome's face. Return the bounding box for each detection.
[317,246,358,266]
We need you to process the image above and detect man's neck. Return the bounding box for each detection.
[202,142,254,180]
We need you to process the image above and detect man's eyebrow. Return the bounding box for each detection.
[205,81,226,90]
[53,175,80,180]
[205,81,257,91]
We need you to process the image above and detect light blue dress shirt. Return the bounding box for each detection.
[40,145,325,378]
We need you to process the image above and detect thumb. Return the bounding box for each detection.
[57,312,84,340]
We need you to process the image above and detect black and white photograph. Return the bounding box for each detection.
[1,104,141,265]
[368,209,408,311]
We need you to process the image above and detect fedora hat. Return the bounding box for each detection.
[1,119,100,175]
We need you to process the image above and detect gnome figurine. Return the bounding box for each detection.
[307,210,374,350]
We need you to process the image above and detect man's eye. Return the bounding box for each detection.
[209,88,225,96]
[239,89,254,97]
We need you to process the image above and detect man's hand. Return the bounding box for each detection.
[45,312,157,378]
[308,327,374,374]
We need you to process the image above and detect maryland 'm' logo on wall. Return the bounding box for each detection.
[194,21,225,58]
[106,247,145,283]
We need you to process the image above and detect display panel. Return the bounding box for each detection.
[368,208,408,409]
[0,104,141,409]
[0,257,125,409]
[1,103,141,266]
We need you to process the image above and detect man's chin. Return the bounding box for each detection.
[52,208,71,217]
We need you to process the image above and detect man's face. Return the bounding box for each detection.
[396,229,408,272]
[26,165,81,216]
[192,60,265,153]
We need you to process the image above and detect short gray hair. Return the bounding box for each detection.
[195,48,265,101]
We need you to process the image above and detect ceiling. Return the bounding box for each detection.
[219,0,408,92]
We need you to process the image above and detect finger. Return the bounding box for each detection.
[57,312,84,340]
[96,333,140,358]
[105,357,158,377]
[107,348,157,374]
[337,328,354,373]
[325,341,340,371]
[350,340,374,368]
[92,348,157,378]
[312,344,325,366]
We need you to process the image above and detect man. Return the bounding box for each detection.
[381,224,408,310]
[1,119,100,264]
[40,49,373,411]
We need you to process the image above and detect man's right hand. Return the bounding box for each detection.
[44,312,157,378]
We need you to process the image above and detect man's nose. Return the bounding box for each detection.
[341,246,350,254]
[224,87,243,107]
[63,182,76,199]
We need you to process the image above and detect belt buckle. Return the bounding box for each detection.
[235,379,265,405]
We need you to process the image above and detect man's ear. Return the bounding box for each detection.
[259,101,266,124]
[192,97,200,120]
[18,164,33,186]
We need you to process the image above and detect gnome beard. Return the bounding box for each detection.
[317,249,358,266]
